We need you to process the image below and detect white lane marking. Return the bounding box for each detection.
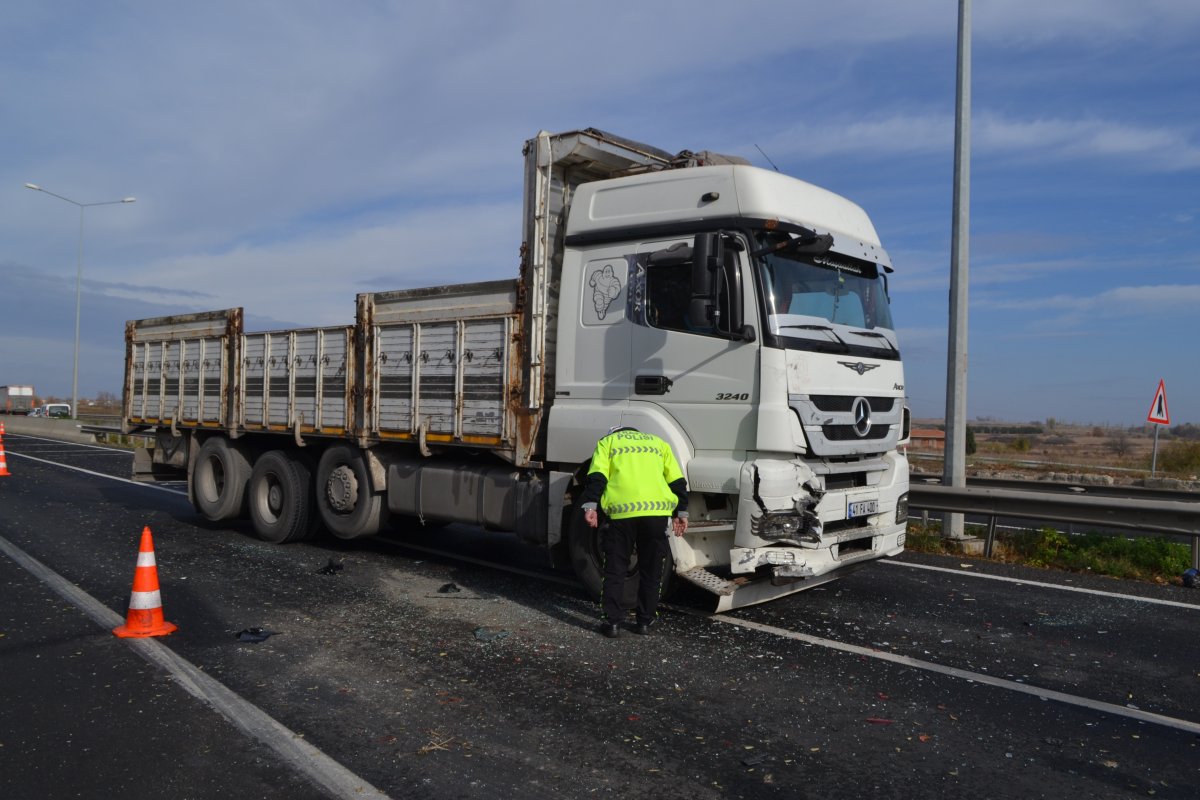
[884,560,1200,611]
[3,433,129,452]
[6,451,186,494]
[713,614,1200,736]
[383,540,1200,735]
[0,533,391,800]
[10,448,130,456]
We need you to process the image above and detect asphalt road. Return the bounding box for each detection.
[1,431,1198,799]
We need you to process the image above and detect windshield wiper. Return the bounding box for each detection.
[848,330,898,354]
[779,323,850,350]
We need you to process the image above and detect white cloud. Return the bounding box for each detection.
[976,114,1200,171]
[974,0,1200,44]
[763,111,1200,172]
[978,283,1200,316]
[117,200,520,327]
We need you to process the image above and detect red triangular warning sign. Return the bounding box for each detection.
[1147,379,1170,425]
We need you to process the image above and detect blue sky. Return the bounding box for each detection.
[3,1,1197,426]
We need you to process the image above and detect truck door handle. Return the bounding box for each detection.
[635,375,673,395]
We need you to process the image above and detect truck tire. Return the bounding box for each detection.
[566,506,669,610]
[316,444,388,539]
[247,451,318,544]
[192,437,252,521]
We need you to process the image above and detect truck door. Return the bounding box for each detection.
[628,235,758,454]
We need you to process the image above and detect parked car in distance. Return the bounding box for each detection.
[43,403,71,418]
[26,407,46,417]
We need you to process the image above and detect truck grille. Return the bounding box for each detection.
[810,395,896,413]
[790,393,903,458]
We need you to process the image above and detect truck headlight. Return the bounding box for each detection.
[757,511,821,546]
[760,512,803,540]
[895,492,909,524]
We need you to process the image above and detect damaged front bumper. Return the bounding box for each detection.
[672,454,907,611]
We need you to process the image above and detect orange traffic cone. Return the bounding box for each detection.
[0,425,10,477]
[113,526,178,638]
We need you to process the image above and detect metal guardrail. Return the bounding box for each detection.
[908,482,1200,570]
[911,473,1200,503]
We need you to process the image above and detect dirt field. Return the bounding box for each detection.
[908,420,1198,486]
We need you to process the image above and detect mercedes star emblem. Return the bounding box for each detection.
[851,397,872,437]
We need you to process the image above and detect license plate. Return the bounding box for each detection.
[847,499,878,519]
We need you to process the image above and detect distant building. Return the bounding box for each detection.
[908,428,946,452]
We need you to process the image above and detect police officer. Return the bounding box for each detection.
[580,426,688,638]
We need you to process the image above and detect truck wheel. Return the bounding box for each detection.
[248,451,318,544]
[192,437,252,521]
[567,507,664,610]
[316,444,388,539]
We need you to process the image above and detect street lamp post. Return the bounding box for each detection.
[25,183,135,420]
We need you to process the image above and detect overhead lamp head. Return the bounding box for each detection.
[25,183,41,190]
[122,197,136,203]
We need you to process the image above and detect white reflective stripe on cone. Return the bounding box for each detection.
[128,590,163,610]
[136,551,157,567]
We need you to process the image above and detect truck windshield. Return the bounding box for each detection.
[754,230,898,357]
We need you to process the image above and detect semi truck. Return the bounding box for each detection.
[1,385,35,415]
[123,128,910,611]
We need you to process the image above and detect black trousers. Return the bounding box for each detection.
[600,516,671,625]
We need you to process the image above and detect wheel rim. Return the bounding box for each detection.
[267,480,283,517]
[325,464,359,513]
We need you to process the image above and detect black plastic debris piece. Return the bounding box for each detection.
[741,752,769,767]
[1183,568,1198,588]
[235,628,279,643]
[438,582,461,594]
[316,558,344,576]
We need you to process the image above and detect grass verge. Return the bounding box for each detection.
[905,523,1193,585]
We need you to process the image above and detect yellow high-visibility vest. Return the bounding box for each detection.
[589,430,683,520]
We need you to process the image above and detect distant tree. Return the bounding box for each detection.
[965,426,977,455]
[1091,426,1104,438]
[1170,423,1200,441]
[1045,417,1057,431]
[1010,437,1031,453]
[1107,428,1130,456]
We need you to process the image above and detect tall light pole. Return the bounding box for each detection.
[943,0,971,539]
[25,183,136,420]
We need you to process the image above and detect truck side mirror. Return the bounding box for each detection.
[688,232,723,329]
[691,232,722,296]
[687,297,713,329]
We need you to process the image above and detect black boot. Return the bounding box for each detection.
[598,622,620,638]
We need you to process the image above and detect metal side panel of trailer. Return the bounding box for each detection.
[124,309,242,430]
[358,281,522,458]
[239,326,355,436]
[125,308,353,439]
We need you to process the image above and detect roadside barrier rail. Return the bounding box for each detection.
[909,482,1200,570]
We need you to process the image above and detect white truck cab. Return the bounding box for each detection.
[550,164,908,609]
